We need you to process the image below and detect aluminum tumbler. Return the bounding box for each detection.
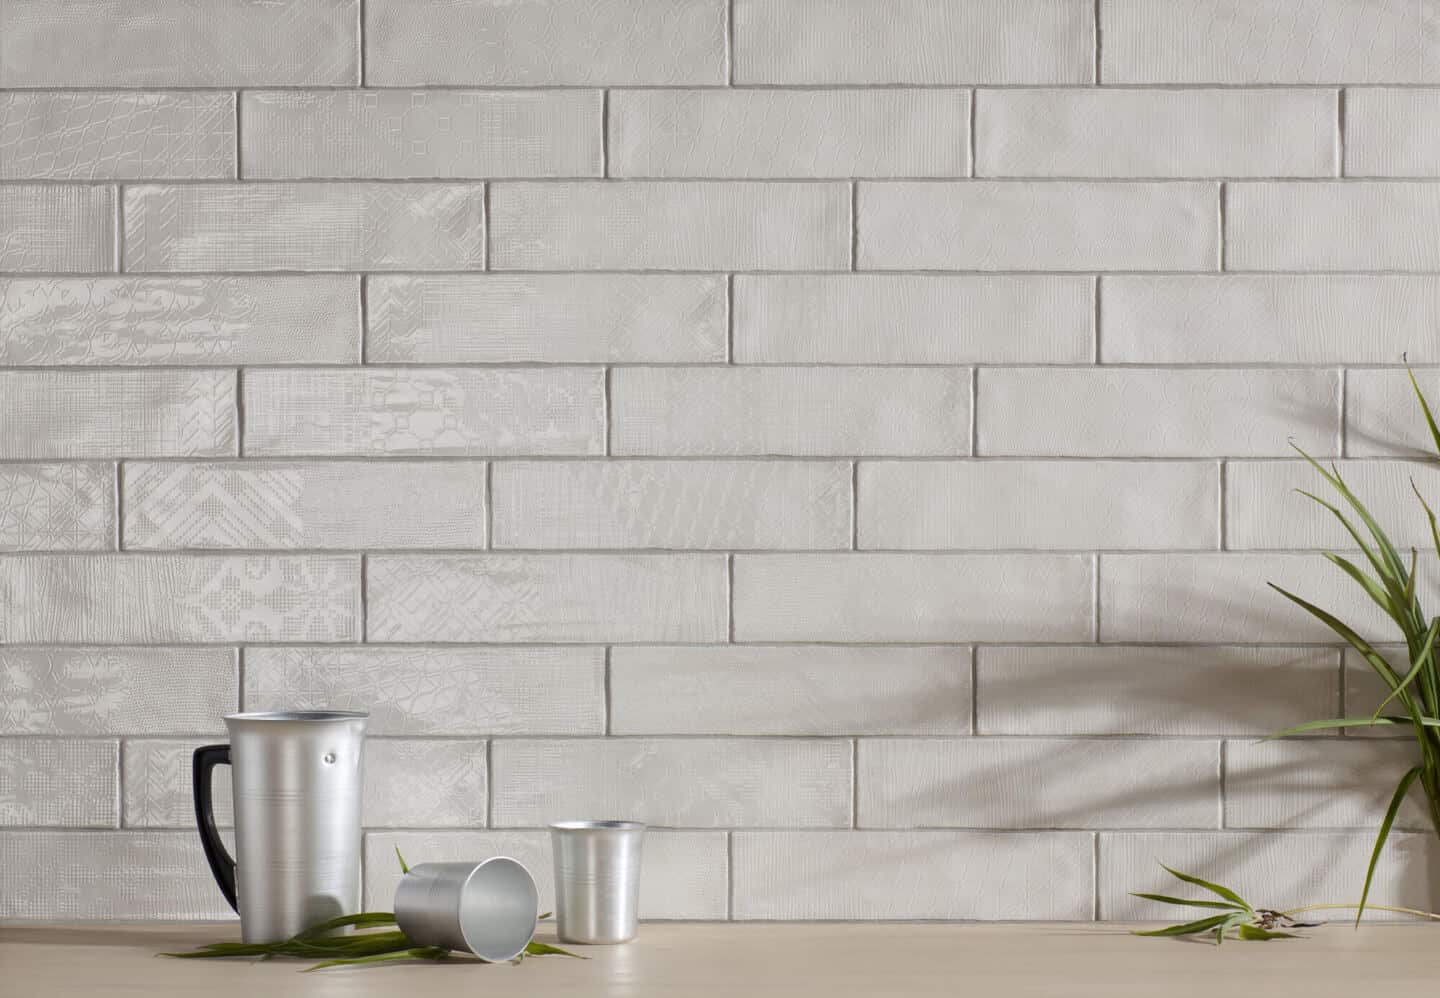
[394,858,539,962]
[549,820,646,944]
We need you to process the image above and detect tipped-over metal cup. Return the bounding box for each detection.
[550,820,646,945]
[394,858,538,962]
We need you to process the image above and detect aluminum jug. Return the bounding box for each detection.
[192,710,368,943]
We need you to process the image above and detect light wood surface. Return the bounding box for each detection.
[2,921,1436,998]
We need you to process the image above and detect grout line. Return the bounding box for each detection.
[233,90,243,179]
[969,367,979,456]
[727,553,736,643]
[236,646,246,712]
[357,0,366,87]
[1337,87,1347,177]
[1092,554,1102,643]
[113,460,124,551]
[1091,833,1101,920]
[726,0,735,86]
[233,368,245,457]
[114,737,125,829]
[112,184,124,273]
[1217,181,1227,271]
[601,89,610,178]
[726,830,735,920]
[603,645,612,736]
[849,460,859,550]
[850,738,858,829]
[359,553,368,642]
[969,645,979,736]
[481,181,491,270]
[1217,740,1227,829]
[603,366,613,455]
[967,90,977,177]
[849,181,858,271]
[357,275,368,364]
[726,272,735,363]
[1092,0,1102,85]
[1092,275,1102,363]
[1218,460,1228,550]
[484,461,494,548]
[1339,365,1350,457]
[485,737,494,827]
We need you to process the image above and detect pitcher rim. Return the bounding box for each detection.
[224,710,369,723]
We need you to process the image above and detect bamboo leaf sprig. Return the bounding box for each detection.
[162,849,578,971]
[1132,865,1440,945]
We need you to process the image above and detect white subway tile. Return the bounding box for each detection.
[244,646,604,736]
[1347,369,1440,457]
[0,276,359,366]
[1099,553,1426,643]
[611,645,971,736]
[0,464,114,552]
[977,89,1335,178]
[0,185,113,272]
[0,740,117,827]
[366,0,725,86]
[1101,831,1440,920]
[242,368,603,457]
[733,0,1093,85]
[858,460,1218,550]
[124,461,487,550]
[367,554,727,643]
[734,275,1092,364]
[1228,182,1440,270]
[1227,459,1440,549]
[0,554,359,643]
[367,274,726,364]
[733,553,1093,642]
[977,646,1340,737]
[489,181,849,270]
[491,738,851,828]
[0,370,235,459]
[610,89,968,178]
[858,182,1217,271]
[123,183,485,271]
[0,0,358,87]
[1344,646,1416,739]
[365,829,728,918]
[733,831,1094,919]
[1225,739,1428,829]
[491,460,850,550]
[1102,0,1435,84]
[0,831,235,919]
[977,368,1339,458]
[612,367,969,457]
[1103,275,1440,364]
[0,647,236,736]
[858,738,1218,829]
[0,92,234,180]
[242,90,601,179]
[1346,89,1440,176]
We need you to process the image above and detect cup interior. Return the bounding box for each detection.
[457,857,539,962]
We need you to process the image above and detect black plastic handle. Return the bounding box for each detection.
[192,744,238,912]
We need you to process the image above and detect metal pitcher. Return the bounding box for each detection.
[192,710,368,943]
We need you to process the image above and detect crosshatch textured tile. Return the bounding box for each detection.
[0,370,235,459]
[243,646,605,736]
[123,461,487,550]
[366,274,726,363]
[242,368,603,457]
[242,91,603,179]
[0,647,236,735]
[0,0,359,87]
[0,464,114,552]
[0,92,235,180]
[123,184,486,272]
[365,0,727,86]
[0,277,359,366]
[9,0,1440,925]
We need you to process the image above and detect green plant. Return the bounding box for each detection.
[1268,368,1440,922]
[162,848,578,971]
[1131,866,1440,944]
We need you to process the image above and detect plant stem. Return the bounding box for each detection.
[1279,903,1440,921]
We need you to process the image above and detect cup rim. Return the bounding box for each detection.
[225,710,369,722]
[549,820,646,831]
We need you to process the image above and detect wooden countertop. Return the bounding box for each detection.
[2,921,1436,998]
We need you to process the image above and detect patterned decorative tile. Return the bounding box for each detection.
[0,555,359,643]
[123,184,485,271]
[0,464,113,552]
[0,370,235,459]
[244,646,605,736]
[242,368,603,457]
[0,740,118,827]
[0,647,235,735]
[124,461,486,549]
[0,277,358,366]
[0,92,234,180]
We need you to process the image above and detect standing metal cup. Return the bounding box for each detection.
[395,859,539,962]
[550,821,646,944]
[192,710,368,943]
